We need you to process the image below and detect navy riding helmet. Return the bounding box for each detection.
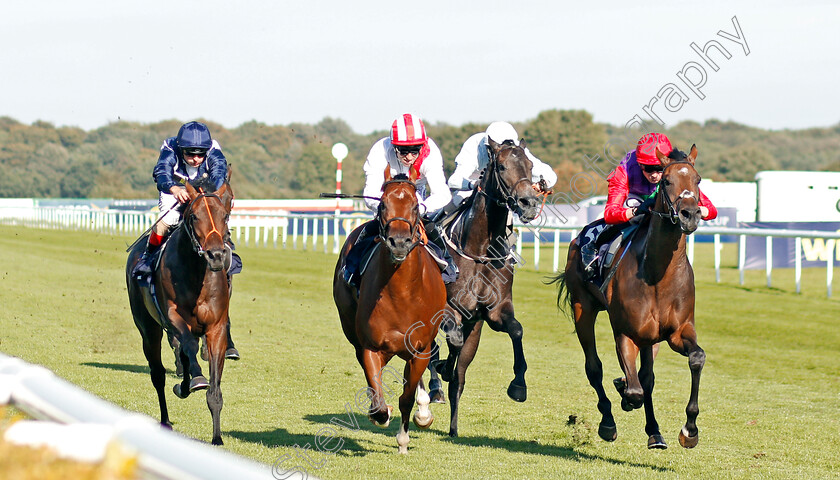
[176,121,213,151]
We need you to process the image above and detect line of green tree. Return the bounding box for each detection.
[0,111,837,200]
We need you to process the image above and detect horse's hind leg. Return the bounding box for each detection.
[167,331,183,377]
[426,343,445,404]
[205,321,228,445]
[639,345,666,449]
[139,322,171,427]
[575,306,616,441]
[448,320,482,438]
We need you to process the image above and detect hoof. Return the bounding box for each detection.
[212,437,224,446]
[613,377,626,395]
[507,381,527,402]
[448,429,458,438]
[370,405,393,428]
[413,412,434,429]
[429,389,446,404]
[679,427,699,448]
[190,376,209,392]
[648,434,668,449]
[160,421,173,430]
[173,383,190,399]
[620,398,634,412]
[598,423,617,442]
[225,347,240,360]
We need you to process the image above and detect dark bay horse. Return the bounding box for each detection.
[126,174,234,445]
[333,168,448,454]
[434,138,542,437]
[551,145,706,449]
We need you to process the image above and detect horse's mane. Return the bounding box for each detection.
[668,148,688,161]
[190,174,220,193]
[392,174,410,181]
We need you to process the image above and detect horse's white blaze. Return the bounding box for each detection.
[678,166,690,174]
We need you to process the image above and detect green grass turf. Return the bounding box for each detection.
[0,226,838,479]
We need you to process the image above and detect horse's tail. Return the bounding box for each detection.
[545,271,573,318]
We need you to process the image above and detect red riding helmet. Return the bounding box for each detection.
[390,113,427,146]
[636,133,672,165]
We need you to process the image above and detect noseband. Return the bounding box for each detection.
[184,191,229,257]
[377,178,422,254]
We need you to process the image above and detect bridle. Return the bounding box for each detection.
[377,178,422,255]
[477,144,533,212]
[651,160,698,225]
[184,189,230,259]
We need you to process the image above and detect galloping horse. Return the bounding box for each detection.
[126,173,234,445]
[551,145,706,449]
[433,138,542,437]
[333,169,447,454]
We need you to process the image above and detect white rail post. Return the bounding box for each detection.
[795,236,802,294]
[739,234,746,286]
[533,228,540,271]
[827,239,835,298]
[302,217,309,251]
[687,234,695,266]
[553,229,560,272]
[714,234,721,283]
[766,236,773,288]
[292,217,299,250]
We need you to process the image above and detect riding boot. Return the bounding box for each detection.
[424,219,458,284]
[342,220,378,289]
[580,241,599,279]
[133,240,161,278]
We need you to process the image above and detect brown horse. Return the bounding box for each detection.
[551,145,706,449]
[432,138,542,437]
[333,168,447,454]
[126,173,234,445]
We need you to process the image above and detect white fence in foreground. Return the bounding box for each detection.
[0,352,280,479]
[1,205,838,298]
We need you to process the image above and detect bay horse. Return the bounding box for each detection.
[126,173,234,445]
[433,138,542,437]
[550,145,706,449]
[333,168,447,454]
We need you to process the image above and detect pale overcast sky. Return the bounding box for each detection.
[1,0,837,133]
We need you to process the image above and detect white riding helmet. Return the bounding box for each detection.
[485,121,519,146]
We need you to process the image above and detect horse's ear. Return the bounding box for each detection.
[487,138,502,156]
[655,147,670,167]
[518,139,527,150]
[409,166,420,183]
[383,165,392,182]
[226,165,233,183]
[185,181,198,198]
[687,144,698,165]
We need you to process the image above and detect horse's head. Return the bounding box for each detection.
[655,145,702,234]
[184,172,234,271]
[378,167,421,264]
[485,138,541,223]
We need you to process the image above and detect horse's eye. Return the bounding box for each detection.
[190,214,197,222]
[497,164,506,171]
[662,179,670,187]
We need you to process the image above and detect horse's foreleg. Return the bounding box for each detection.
[615,334,643,411]
[448,320,482,438]
[670,323,704,448]
[639,345,666,449]
[361,349,392,427]
[206,320,227,446]
[395,355,430,454]
[575,306,615,441]
[498,303,527,402]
